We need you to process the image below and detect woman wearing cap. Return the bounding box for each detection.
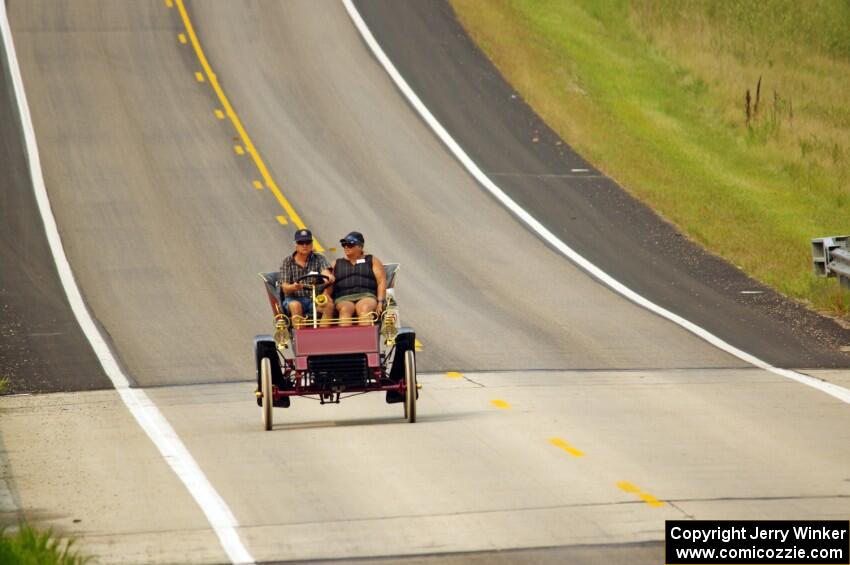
[332,231,387,327]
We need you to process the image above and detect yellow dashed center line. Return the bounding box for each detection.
[164,0,173,7]
[639,493,664,507]
[445,371,463,379]
[276,215,288,225]
[173,0,323,251]
[414,339,423,351]
[616,481,640,493]
[617,481,664,507]
[253,180,264,190]
[490,399,511,410]
[178,33,187,44]
[549,437,585,457]
[194,71,204,83]
[234,145,245,155]
[214,109,225,120]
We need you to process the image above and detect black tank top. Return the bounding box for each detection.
[333,255,377,298]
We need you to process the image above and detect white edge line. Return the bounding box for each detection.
[340,0,850,405]
[0,4,255,564]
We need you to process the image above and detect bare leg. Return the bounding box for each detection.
[337,301,356,327]
[288,301,305,327]
[319,300,336,327]
[355,297,378,326]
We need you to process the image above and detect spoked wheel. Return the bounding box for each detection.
[403,349,416,423]
[261,357,273,431]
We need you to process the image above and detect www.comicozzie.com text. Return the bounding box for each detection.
[669,525,848,544]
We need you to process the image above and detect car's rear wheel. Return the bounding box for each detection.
[404,349,416,423]
[261,357,273,431]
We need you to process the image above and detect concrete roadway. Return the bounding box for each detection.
[2,1,849,563]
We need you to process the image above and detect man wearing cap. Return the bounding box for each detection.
[332,231,387,327]
[280,229,335,325]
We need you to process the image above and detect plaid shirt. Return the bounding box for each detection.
[279,252,330,298]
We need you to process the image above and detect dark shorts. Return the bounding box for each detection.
[283,296,313,316]
[334,292,376,305]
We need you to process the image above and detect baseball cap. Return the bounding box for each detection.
[294,228,313,243]
[339,231,365,246]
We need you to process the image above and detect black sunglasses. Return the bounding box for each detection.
[341,242,357,248]
[296,240,313,245]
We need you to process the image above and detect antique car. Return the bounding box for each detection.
[254,264,418,430]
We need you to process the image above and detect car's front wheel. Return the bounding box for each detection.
[403,350,416,423]
[261,357,273,431]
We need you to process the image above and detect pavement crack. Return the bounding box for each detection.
[666,501,694,519]
[669,494,850,504]
[238,499,661,530]
[462,375,485,387]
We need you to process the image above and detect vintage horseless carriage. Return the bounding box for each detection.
[254,263,419,430]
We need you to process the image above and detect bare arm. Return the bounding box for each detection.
[372,256,387,314]
[321,262,335,297]
[282,281,303,294]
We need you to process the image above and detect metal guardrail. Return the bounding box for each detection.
[830,249,850,290]
[812,235,850,290]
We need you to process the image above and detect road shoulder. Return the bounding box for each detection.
[0,390,225,564]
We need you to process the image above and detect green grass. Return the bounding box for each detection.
[0,525,90,565]
[0,376,8,395]
[451,0,850,316]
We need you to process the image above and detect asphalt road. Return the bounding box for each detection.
[0,18,107,393]
[2,1,849,564]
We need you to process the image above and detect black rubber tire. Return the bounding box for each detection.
[261,357,273,431]
[256,340,290,408]
[404,349,416,423]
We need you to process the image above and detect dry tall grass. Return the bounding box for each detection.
[630,1,850,199]
[452,0,850,316]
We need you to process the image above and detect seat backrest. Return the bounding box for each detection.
[261,271,280,297]
[265,266,395,297]
[259,271,283,318]
[384,263,399,289]
[262,271,280,288]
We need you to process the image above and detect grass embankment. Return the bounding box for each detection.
[0,525,89,564]
[451,0,850,316]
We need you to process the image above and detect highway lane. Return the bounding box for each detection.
[146,367,850,562]
[2,1,849,563]
[2,2,247,562]
[7,0,289,387]
[186,0,743,374]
